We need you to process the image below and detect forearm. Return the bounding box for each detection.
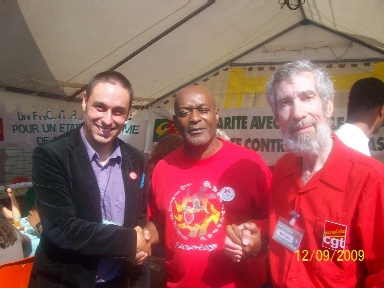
[1,204,12,219]
[5,187,21,220]
[9,194,21,220]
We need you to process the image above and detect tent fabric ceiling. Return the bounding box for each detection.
[0,0,383,111]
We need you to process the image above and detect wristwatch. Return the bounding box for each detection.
[36,222,43,233]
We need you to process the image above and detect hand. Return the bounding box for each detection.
[224,230,243,262]
[134,226,151,265]
[6,187,21,221]
[224,222,262,262]
[27,210,41,228]
[6,187,15,198]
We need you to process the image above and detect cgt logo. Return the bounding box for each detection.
[322,220,347,251]
[323,236,346,250]
[152,119,179,142]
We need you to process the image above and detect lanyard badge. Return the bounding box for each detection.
[272,211,304,252]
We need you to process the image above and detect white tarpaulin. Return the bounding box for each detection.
[0,1,383,109]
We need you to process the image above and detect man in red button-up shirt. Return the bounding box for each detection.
[225,60,384,287]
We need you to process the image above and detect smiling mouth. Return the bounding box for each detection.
[96,125,114,134]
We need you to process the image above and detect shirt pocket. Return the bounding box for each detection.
[312,218,361,283]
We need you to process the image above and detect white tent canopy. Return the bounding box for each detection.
[1,0,383,112]
[1,1,384,183]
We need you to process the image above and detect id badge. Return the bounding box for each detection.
[272,216,304,252]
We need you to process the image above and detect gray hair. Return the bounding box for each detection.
[265,60,334,116]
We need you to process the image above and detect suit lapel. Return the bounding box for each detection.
[121,143,141,228]
[68,129,143,225]
[69,127,102,221]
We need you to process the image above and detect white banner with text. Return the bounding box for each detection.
[1,107,383,165]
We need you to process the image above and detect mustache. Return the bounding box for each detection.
[289,119,316,133]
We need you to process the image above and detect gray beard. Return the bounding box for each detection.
[283,122,332,157]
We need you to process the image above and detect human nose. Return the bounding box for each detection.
[189,108,201,123]
[291,100,307,120]
[101,110,113,125]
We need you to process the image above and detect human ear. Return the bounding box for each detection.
[325,98,334,117]
[379,104,384,118]
[82,92,88,112]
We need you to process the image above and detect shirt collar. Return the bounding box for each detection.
[320,133,350,192]
[80,127,122,166]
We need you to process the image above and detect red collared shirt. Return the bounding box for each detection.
[269,135,384,287]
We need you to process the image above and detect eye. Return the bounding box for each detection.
[302,90,317,101]
[199,108,210,114]
[277,98,291,108]
[178,109,191,117]
[95,105,105,112]
[305,94,316,101]
[113,109,126,116]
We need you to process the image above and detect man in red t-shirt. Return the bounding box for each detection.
[145,85,271,287]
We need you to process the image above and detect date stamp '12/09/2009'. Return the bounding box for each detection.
[295,249,365,262]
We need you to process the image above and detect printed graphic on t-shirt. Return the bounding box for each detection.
[169,181,234,251]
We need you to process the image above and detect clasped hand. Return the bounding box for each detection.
[224,222,262,262]
[134,226,151,265]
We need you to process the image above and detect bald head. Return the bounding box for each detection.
[174,85,216,112]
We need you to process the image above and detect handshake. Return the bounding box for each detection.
[134,226,151,265]
[224,222,266,262]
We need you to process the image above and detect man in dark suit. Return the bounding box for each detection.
[29,71,150,288]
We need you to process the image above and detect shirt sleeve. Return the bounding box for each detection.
[359,176,384,287]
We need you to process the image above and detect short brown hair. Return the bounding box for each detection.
[85,71,134,107]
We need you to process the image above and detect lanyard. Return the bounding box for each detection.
[289,210,300,226]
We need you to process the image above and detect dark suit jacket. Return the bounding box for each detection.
[29,125,149,288]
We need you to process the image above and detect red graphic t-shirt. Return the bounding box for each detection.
[149,139,271,287]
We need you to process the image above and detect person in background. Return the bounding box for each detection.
[225,60,384,287]
[17,184,44,234]
[145,85,271,287]
[19,184,44,233]
[336,77,384,156]
[0,210,31,264]
[147,133,183,288]
[0,187,21,222]
[149,133,183,175]
[29,71,150,288]
[22,186,36,217]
